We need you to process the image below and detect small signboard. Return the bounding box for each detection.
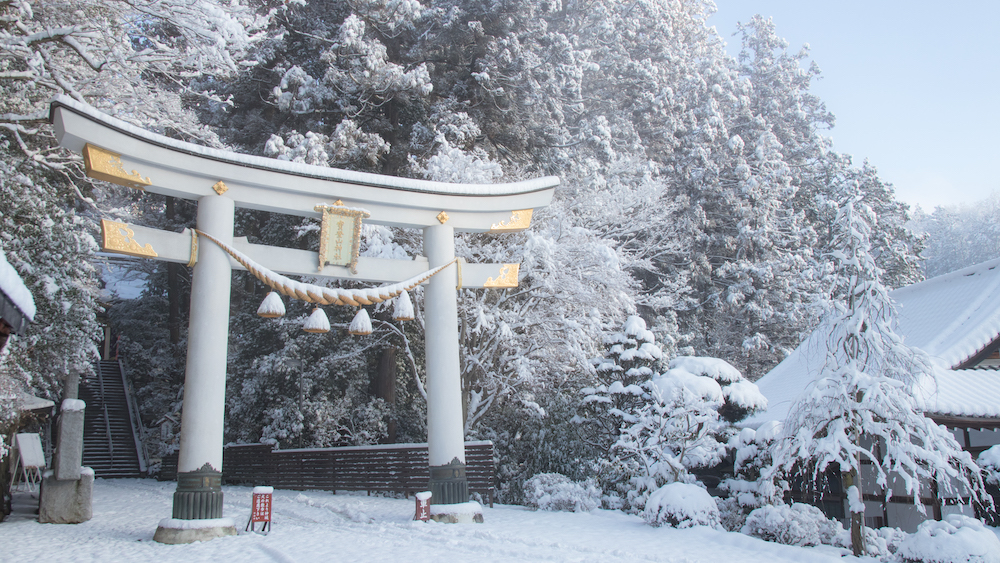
[414,491,432,521]
[316,202,370,274]
[12,433,45,492]
[247,486,274,532]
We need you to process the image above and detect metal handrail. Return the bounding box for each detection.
[117,359,148,474]
[96,365,114,462]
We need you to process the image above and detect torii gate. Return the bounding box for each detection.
[49,96,557,541]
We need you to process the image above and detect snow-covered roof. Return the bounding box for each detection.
[0,249,35,335]
[750,257,1000,426]
[16,392,54,413]
[913,368,1000,420]
[891,257,1000,368]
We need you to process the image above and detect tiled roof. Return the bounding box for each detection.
[914,368,1000,419]
[892,257,1000,369]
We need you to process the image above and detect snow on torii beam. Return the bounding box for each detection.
[49,96,557,536]
[50,97,555,231]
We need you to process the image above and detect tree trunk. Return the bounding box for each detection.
[843,466,867,556]
[375,346,397,443]
[931,478,943,521]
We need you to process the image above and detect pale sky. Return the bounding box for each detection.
[709,1,1000,212]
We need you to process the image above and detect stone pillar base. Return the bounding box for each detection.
[429,501,484,524]
[171,464,224,519]
[157,464,232,543]
[38,468,93,524]
[153,517,237,544]
[429,458,468,505]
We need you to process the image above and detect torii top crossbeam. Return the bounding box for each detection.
[50,96,558,231]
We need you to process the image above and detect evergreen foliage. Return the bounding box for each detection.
[911,193,1000,278]
[0,0,270,465]
[762,182,986,556]
[0,0,944,512]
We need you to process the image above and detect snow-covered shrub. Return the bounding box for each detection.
[720,421,783,518]
[523,473,601,512]
[830,526,898,559]
[876,526,908,555]
[979,445,1000,486]
[741,503,841,547]
[716,497,747,532]
[642,482,719,528]
[895,514,1000,563]
[602,354,766,512]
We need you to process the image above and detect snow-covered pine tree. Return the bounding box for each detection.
[762,181,987,556]
[658,16,829,380]
[578,315,665,456]
[604,355,765,513]
[649,16,922,380]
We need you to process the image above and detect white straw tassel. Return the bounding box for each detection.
[303,307,331,333]
[257,291,286,318]
[392,291,414,322]
[349,308,373,336]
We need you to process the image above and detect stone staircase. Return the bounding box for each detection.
[78,361,146,478]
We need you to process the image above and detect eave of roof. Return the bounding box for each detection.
[0,286,31,336]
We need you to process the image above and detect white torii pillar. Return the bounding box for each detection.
[171,195,235,523]
[423,225,468,505]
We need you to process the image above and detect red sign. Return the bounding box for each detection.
[252,491,272,523]
[414,491,431,521]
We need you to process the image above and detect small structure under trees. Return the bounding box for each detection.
[0,248,35,353]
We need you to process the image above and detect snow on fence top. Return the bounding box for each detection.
[750,257,1000,426]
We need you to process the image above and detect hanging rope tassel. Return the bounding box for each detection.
[257,291,286,318]
[349,308,373,336]
[303,307,331,333]
[393,291,415,322]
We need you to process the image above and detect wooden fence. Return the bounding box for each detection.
[160,441,495,506]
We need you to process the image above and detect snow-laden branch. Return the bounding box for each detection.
[372,318,426,401]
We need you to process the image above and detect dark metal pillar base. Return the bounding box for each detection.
[429,457,468,505]
[172,463,224,519]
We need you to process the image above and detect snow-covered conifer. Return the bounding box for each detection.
[609,356,764,512]
[762,182,986,556]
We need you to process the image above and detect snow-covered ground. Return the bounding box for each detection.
[0,479,876,563]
